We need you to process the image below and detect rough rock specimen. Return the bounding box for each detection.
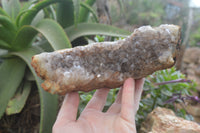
[140,107,200,133]
[31,24,181,95]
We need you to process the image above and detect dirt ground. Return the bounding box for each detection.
[0,86,40,133]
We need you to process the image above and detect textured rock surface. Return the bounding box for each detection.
[31,24,181,95]
[140,107,200,133]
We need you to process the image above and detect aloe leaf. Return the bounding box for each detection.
[25,69,35,81]
[0,27,15,44]
[56,0,74,28]
[0,58,26,118]
[16,10,29,27]
[66,23,131,41]
[79,0,96,23]
[0,40,11,50]
[13,19,71,51]
[73,0,80,27]
[12,25,38,51]
[19,0,35,12]
[0,7,8,16]
[6,81,31,115]
[31,10,45,26]
[0,49,8,57]
[35,40,54,52]
[16,1,36,27]
[19,0,64,27]
[12,47,58,133]
[35,19,72,50]
[80,2,98,23]
[0,15,17,31]
[2,0,21,20]
[49,5,57,20]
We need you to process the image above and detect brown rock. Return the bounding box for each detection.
[195,67,200,76]
[193,116,200,123]
[140,107,200,133]
[183,48,200,64]
[186,104,200,117]
[175,103,200,123]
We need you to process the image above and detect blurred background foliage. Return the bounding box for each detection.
[109,0,200,48]
[0,0,200,132]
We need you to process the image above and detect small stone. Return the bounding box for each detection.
[183,48,200,64]
[140,107,200,133]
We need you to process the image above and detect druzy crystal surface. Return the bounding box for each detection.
[31,24,181,95]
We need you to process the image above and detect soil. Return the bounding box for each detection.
[0,85,40,133]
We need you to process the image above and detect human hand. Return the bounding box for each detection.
[53,78,144,133]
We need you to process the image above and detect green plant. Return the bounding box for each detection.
[77,66,197,130]
[136,67,196,129]
[0,0,130,132]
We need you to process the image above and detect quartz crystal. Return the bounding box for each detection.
[31,24,181,95]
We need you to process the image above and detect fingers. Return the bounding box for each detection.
[83,88,110,111]
[120,78,135,122]
[134,78,144,113]
[55,92,80,125]
[107,87,122,114]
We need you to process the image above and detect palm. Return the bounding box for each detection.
[77,109,136,133]
[53,78,144,133]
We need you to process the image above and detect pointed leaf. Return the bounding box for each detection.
[0,58,26,118]
[16,0,37,27]
[35,19,72,50]
[79,0,96,22]
[12,25,38,51]
[13,19,71,51]
[0,26,15,44]
[6,81,31,115]
[19,0,64,27]
[80,2,98,22]
[0,40,11,50]
[0,7,8,16]
[0,15,17,31]
[49,5,57,20]
[31,10,45,26]
[66,23,131,41]
[73,0,80,26]
[56,0,74,28]
[12,47,58,133]
[2,0,21,19]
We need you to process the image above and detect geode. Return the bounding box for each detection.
[31,24,181,95]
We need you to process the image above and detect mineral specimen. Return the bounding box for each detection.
[31,24,181,95]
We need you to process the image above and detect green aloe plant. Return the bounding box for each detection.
[0,0,130,132]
